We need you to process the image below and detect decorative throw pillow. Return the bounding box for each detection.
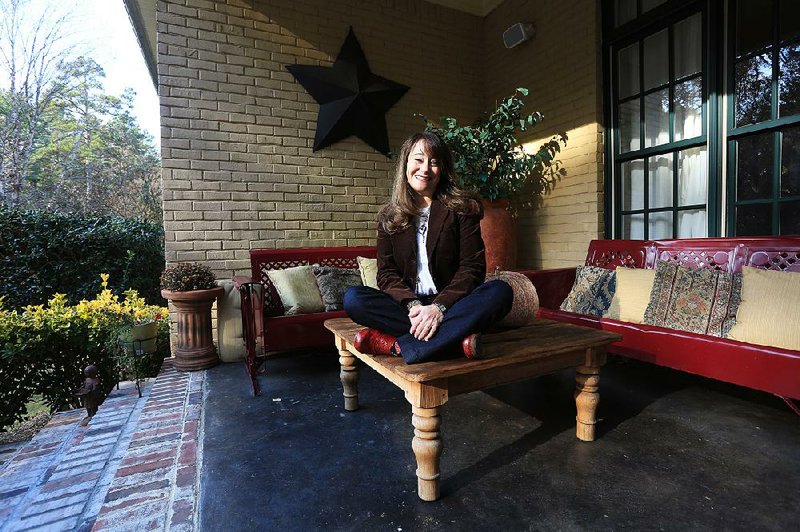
[266,265,325,315]
[603,267,657,323]
[560,265,616,316]
[486,271,539,327]
[643,260,741,337]
[357,256,378,288]
[312,266,362,311]
[727,266,800,350]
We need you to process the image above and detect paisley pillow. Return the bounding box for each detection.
[643,260,741,337]
[560,265,616,316]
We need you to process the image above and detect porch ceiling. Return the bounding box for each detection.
[123,0,503,87]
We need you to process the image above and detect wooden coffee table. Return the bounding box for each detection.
[324,317,622,501]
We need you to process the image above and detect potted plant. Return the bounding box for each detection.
[418,88,567,271]
[160,262,224,371]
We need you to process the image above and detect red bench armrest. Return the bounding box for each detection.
[518,267,577,310]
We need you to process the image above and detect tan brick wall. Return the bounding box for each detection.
[158,0,604,275]
[158,0,484,278]
[483,0,604,269]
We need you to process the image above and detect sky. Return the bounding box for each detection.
[78,0,160,147]
[5,0,161,148]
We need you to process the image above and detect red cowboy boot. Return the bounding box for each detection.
[353,328,399,356]
[462,333,482,359]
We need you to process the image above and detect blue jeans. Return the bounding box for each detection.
[343,280,513,364]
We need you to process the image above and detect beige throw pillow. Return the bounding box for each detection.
[266,265,325,315]
[603,267,656,323]
[727,267,800,350]
[357,256,378,288]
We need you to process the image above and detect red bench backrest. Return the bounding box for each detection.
[586,236,800,273]
[249,247,377,315]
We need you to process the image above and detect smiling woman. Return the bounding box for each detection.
[342,132,514,365]
[405,141,441,203]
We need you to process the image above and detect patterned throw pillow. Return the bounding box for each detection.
[313,266,363,311]
[643,260,742,337]
[560,265,616,316]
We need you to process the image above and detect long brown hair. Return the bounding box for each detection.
[378,132,482,234]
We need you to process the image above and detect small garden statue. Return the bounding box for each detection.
[75,365,102,426]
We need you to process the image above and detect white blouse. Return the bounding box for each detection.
[415,206,437,296]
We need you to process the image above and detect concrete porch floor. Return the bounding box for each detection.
[200,352,799,531]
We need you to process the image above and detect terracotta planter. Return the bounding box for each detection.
[161,286,224,371]
[480,198,517,273]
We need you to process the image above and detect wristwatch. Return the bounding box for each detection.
[434,302,447,314]
[406,299,422,311]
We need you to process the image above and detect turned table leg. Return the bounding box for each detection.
[411,406,442,501]
[339,347,359,411]
[575,364,601,441]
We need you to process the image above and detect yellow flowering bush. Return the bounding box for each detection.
[0,275,169,430]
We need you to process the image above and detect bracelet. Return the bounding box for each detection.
[434,303,447,314]
[406,299,422,311]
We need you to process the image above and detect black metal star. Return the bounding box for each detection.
[286,27,409,157]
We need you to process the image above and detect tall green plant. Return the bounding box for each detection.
[418,88,568,204]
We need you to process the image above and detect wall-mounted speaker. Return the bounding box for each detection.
[502,23,535,49]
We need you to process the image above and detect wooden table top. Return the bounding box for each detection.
[324,318,622,383]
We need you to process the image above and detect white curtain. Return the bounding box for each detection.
[678,147,707,237]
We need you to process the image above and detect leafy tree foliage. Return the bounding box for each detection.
[0,0,161,221]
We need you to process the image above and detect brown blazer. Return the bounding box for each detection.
[376,199,486,309]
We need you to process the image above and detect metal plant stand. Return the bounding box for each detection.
[115,333,158,398]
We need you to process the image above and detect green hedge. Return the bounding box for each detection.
[0,288,170,430]
[0,208,165,309]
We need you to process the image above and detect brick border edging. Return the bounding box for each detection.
[92,359,205,531]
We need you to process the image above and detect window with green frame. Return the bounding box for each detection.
[609,2,711,239]
[728,0,800,236]
[605,0,800,239]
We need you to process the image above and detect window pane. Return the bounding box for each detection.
[781,126,800,197]
[642,0,667,12]
[735,54,773,126]
[780,0,800,42]
[779,44,800,118]
[674,77,703,140]
[649,211,673,239]
[678,147,707,206]
[648,153,673,208]
[736,203,773,235]
[674,13,702,79]
[780,201,800,234]
[618,43,639,99]
[737,134,774,200]
[621,159,645,210]
[736,0,773,57]
[644,30,669,90]
[677,209,707,237]
[615,0,636,27]
[644,89,669,147]
[623,213,645,239]
[619,99,640,152]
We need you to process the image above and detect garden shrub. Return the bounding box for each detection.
[0,276,169,430]
[0,207,164,310]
